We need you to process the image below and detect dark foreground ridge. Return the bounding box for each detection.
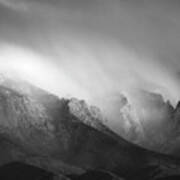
[0,75,180,179]
[0,162,54,180]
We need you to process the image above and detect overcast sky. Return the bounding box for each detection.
[0,0,180,107]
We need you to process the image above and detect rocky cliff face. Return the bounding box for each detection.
[0,75,180,179]
[0,83,136,173]
[131,90,175,153]
[99,93,145,144]
[103,90,178,154]
[160,102,180,157]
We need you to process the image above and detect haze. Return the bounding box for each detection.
[0,0,180,119]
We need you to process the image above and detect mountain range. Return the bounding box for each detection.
[0,74,180,179]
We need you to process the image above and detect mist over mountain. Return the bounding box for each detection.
[0,74,179,179]
[98,89,180,155]
[1,73,180,155]
[0,1,180,179]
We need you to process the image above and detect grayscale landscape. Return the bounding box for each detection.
[0,0,180,180]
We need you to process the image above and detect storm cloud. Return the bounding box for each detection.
[0,0,180,108]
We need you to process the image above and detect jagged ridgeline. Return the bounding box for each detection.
[0,74,180,180]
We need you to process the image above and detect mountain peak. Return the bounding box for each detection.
[0,75,180,179]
